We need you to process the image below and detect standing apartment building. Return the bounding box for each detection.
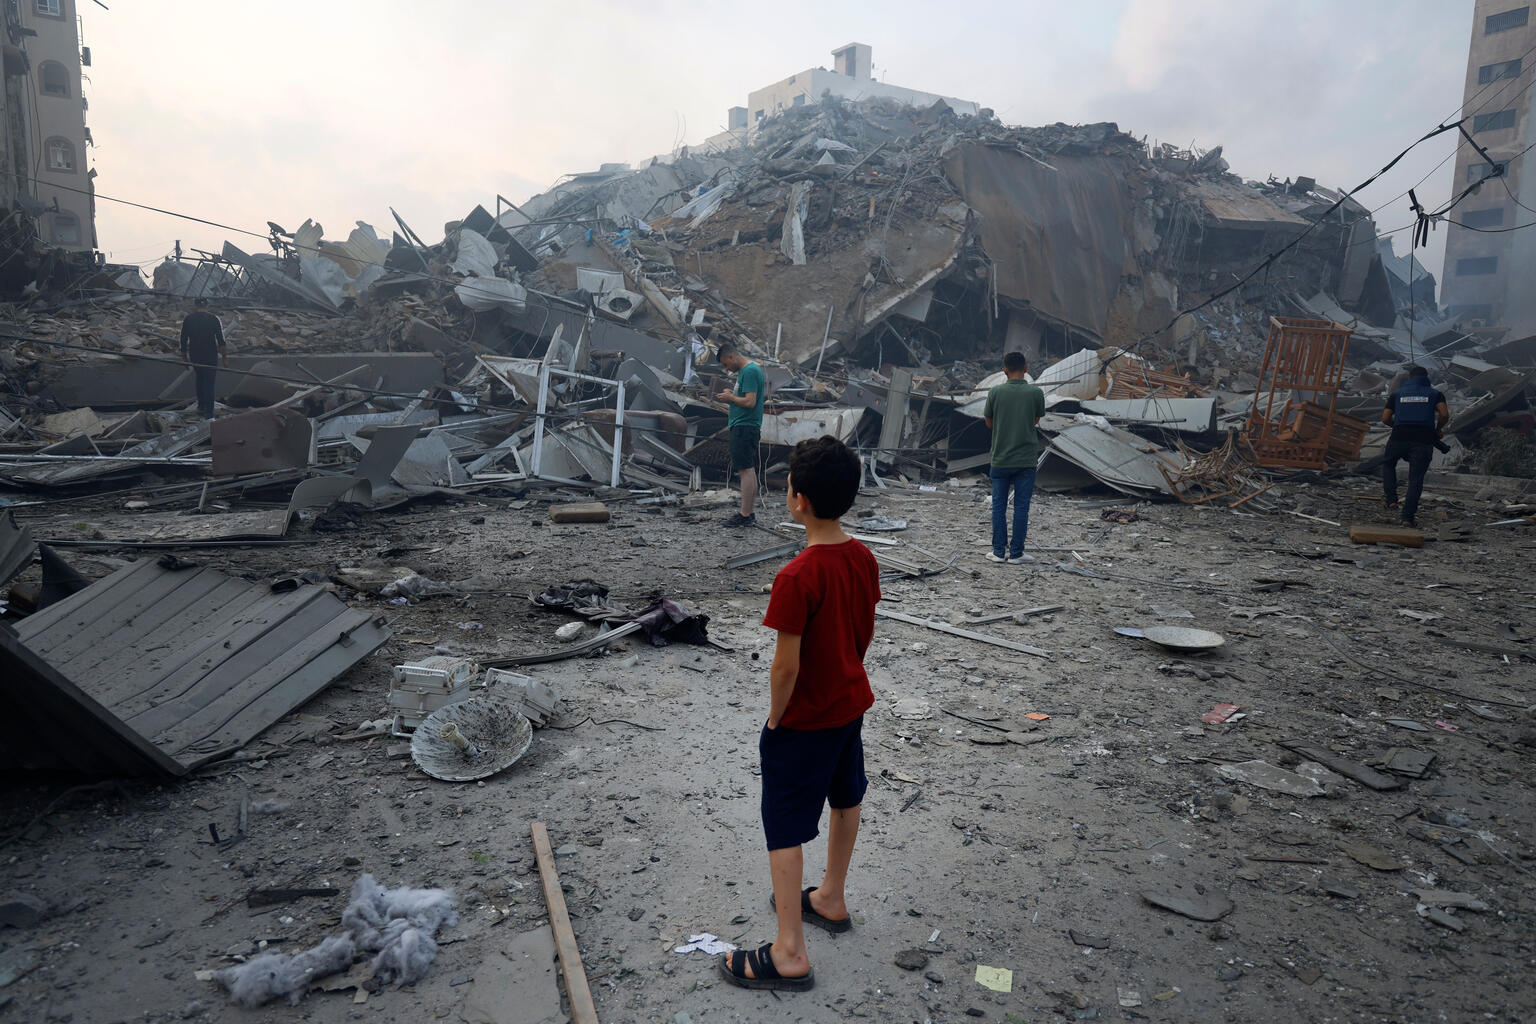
[1441,1,1536,334]
[699,44,981,153]
[1,0,96,251]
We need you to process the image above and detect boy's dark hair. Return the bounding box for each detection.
[1003,351,1027,373]
[1407,364,1428,378]
[194,297,209,308]
[788,436,860,520]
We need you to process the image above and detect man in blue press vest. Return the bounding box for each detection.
[1381,365,1450,529]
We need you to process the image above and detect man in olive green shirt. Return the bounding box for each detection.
[982,352,1046,564]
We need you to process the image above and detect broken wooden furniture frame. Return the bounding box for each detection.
[1245,317,1361,470]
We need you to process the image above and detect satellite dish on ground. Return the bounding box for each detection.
[411,697,533,782]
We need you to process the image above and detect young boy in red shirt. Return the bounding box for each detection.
[719,436,881,992]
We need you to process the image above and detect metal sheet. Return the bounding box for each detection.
[354,423,424,488]
[392,432,468,489]
[1079,398,1217,435]
[3,422,210,487]
[211,408,315,476]
[222,241,341,312]
[1038,423,1178,496]
[759,407,864,446]
[3,558,389,775]
[0,511,34,587]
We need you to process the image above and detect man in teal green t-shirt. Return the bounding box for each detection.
[982,351,1045,564]
[717,342,766,526]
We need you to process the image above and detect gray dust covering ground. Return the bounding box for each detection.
[1,477,1534,1024]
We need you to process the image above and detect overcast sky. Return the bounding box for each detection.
[82,0,1475,288]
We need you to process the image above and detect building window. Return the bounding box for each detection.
[35,0,63,17]
[1479,58,1523,82]
[50,212,79,244]
[1486,6,1530,33]
[1474,108,1518,132]
[1467,160,1509,182]
[753,109,764,121]
[1456,256,1499,275]
[39,61,68,97]
[45,136,74,172]
[792,94,806,107]
[1459,207,1506,228]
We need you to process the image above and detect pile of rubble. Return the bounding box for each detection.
[0,95,1530,518]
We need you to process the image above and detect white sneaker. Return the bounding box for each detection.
[985,552,1008,563]
[1010,553,1037,564]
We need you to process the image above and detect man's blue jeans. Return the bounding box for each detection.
[990,465,1036,559]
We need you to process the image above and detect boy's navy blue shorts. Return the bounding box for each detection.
[759,715,867,851]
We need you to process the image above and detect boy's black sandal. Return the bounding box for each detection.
[770,886,854,934]
[718,943,815,991]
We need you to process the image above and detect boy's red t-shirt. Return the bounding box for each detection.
[762,538,881,729]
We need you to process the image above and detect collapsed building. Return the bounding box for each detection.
[2,87,1531,511]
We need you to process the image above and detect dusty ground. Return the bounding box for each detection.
[2,470,1534,1024]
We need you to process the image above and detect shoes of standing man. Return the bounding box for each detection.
[985,552,1008,563]
[1010,553,1037,564]
[723,512,757,528]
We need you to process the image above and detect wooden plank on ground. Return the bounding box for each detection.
[1348,524,1423,547]
[876,609,1049,658]
[531,821,599,1024]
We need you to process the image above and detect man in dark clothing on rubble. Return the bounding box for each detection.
[179,297,227,420]
[1381,365,1449,529]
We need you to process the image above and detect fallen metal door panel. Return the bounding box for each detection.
[127,595,351,739]
[156,611,386,766]
[9,564,388,776]
[14,558,160,642]
[117,589,328,719]
[58,573,256,684]
[77,579,277,708]
[31,567,235,671]
[0,629,183,776]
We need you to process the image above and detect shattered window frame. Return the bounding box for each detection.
[1485,6,1529,33]
[44,135,74,172]
[38,60,68,97]
[1478,58,1523,83]
[1455,256,1499,276]
[34,0,63,17]
[1459,206,1506,228]
[1473,108,1518,133]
